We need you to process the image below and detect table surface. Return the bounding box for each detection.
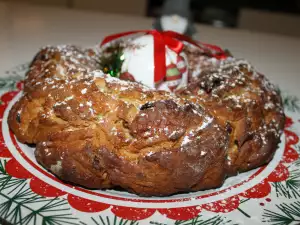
[1,2,300,225]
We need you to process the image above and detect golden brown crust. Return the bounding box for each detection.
[8,45,229,196]
[8,45,284,196]
[176,58,285,175]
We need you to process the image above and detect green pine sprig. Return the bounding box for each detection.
[272,168,300,199]
[151,215,239,225]
[236,198,251,218]
[79,215,139,225]
[4,63,28,78]
[283,94,300,113]
[0,159,78,225]
[272,145,300,199]
[293,146,300,169]
[262,201,300,225]
[0,76,22,91]
[0,63,27,92]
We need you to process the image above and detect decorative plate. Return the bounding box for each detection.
[1,64,300,225]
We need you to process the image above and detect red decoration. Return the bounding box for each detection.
[285,116,293,128]
[16,81,24,90]
[0,133,12,158]
[202,196,240,213]
[240,180,271,198]
[1,91,19,105]
[0,147,12,158]
[101,30,227,83]
[266,163,289,182]
[283,129,299,163]
[5,158,33,179]
[68,195,110,213]
[111,206,155,220]
[158,206,202,220]
[30,177,66,197]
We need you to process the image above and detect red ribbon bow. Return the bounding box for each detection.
[100,30,227,83]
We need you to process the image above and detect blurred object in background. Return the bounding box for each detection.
[153,0,196,36]
[199,7,237,28]
[239,8,300,38]
[148,0,300,37]
[148,0,239,28]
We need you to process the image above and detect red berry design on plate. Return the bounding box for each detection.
[240,180,271,198]
[282,129,299,163]
[158,206,202,220]
[1,91,19,105]
[16,81,24,90]
[30,177,66,197]
[111,206,155,220]
[202,196,240,213]
[68,194,110,213]
[0,144,12,158]
[0,131,12,158]
[5,158,33,179]
[266,163,289,182]
[285,116,293,128]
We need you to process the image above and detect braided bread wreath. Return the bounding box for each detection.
[8,40,285,196]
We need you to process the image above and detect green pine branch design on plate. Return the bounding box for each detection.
[293,146,300,168]
[79,215,139,225]
[150,215,239,225]
[0,63,27,94]
[4,63,28,77]
[262,201,300,225]
[0,159,79,225]
[283,94,300,113]
[273,145,300,199]
[272,168,300,199]
[0,76,21,91]
[275,86,300,113]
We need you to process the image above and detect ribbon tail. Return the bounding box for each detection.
[152,31,166,83]
[164,36,184,53]
[163,30,226,56]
